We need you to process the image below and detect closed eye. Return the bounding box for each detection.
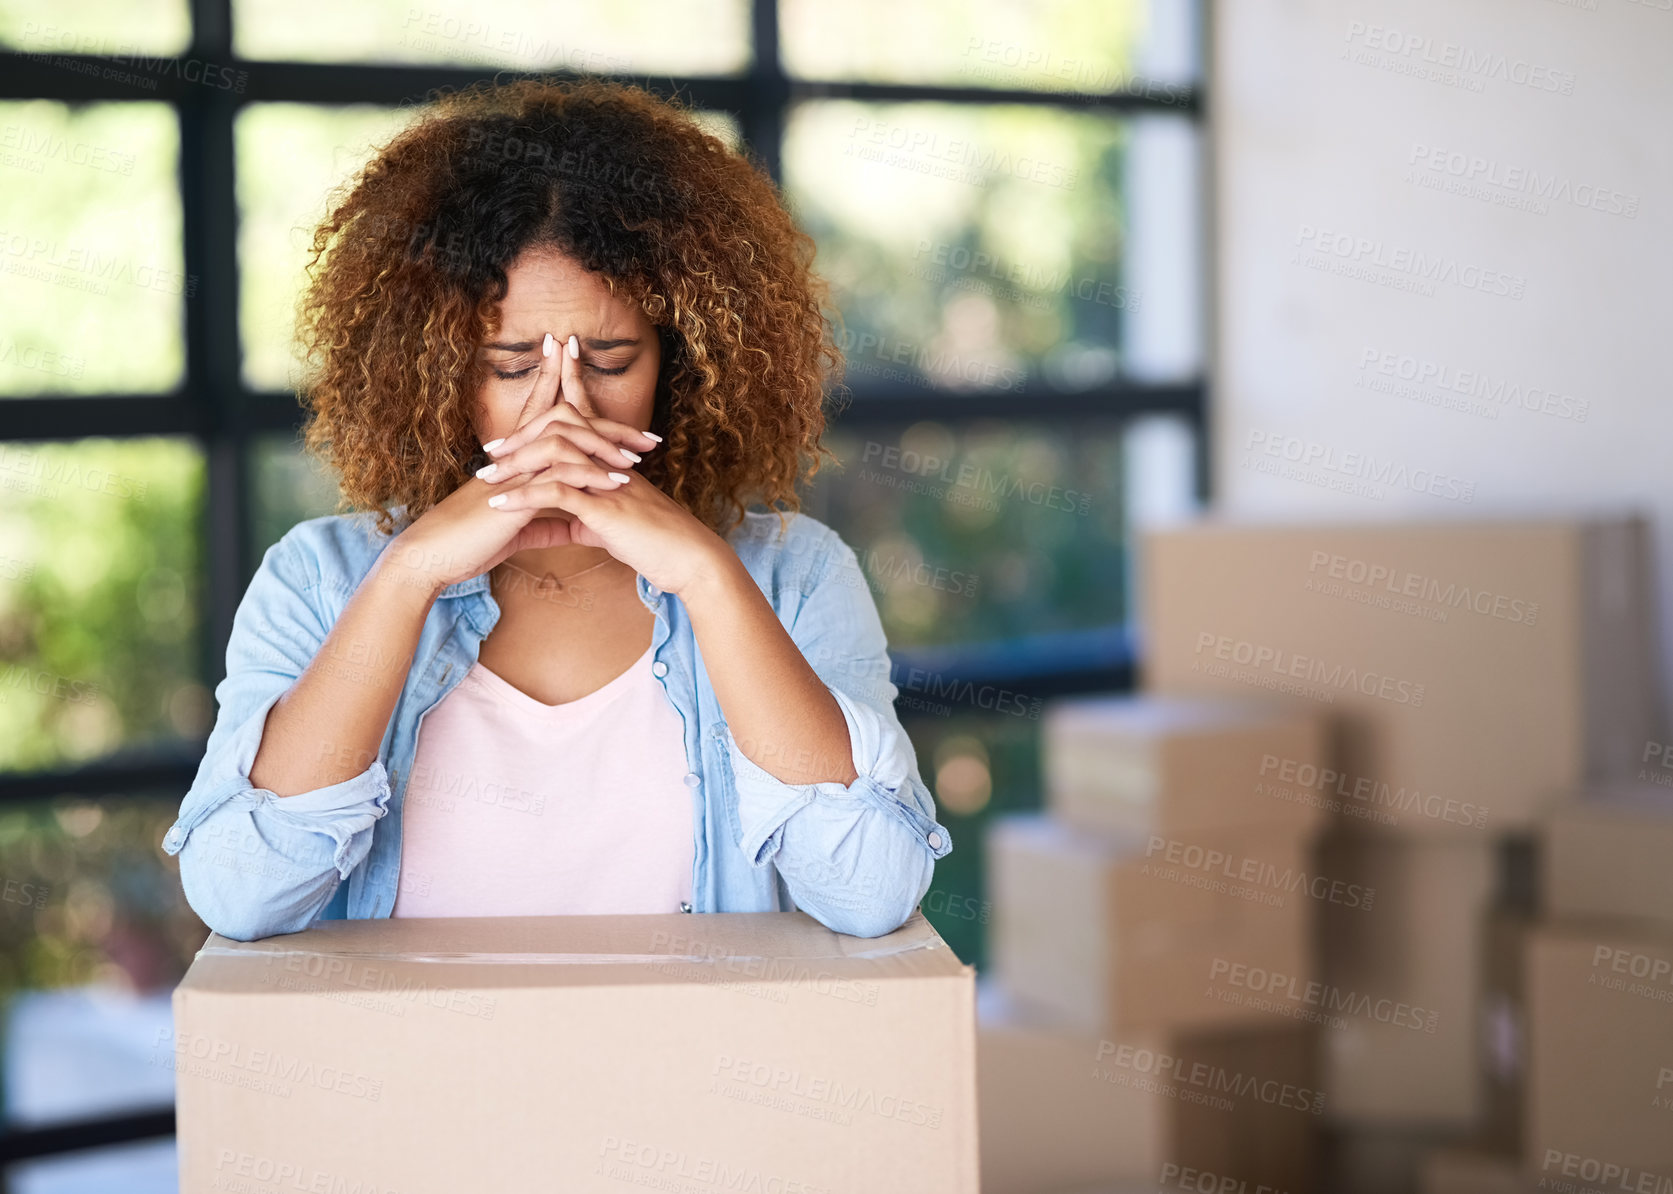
[588,362,631,376]
[492,364,538,380]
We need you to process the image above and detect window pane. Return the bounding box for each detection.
[690,109,743,154]
[807,421,1127,649]
[233,0,750,75]
[781,0,1198,93]
[249,431,345,560]
[0,0,190,56]
[0,438,207,774]
[0,102,183,396]
[786,100,1139,395]
[908,709,1041,970]
[236,103,415,392]
[0,794,202,1192]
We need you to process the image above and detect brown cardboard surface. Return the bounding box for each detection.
[170,912,977,1194]
[1525,922,1673,1184]
[977,984,1320,1194]
[1141,519,1661,837]
[988,814,1317,1034]
[1418,1146,1538,1194]
[1321,1126,1461,1194]
[1543,784,1673,928]
[977,984,1167,1193]
[1044,694,1330,836]
[1317,835,1497,1127]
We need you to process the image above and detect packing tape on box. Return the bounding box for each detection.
[194,940,939,965]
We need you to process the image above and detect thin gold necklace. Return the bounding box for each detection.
[492,553,622,595]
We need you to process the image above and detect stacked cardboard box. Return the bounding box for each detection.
[1418,1147,1538,1194]
[1137,517,1662,1154]
[980,693,1329,1192]
[978,982,1319,1194]
[1140,519,1661,833]
[989,813,1318,1036]
[1042,695,1330,837]
[1521,786,1673,1191]
[1314,834,1498,1126]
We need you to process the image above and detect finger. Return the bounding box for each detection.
[475,429,603,483]
[559,335,663,448]
[555,337,653,470]
[560,405,663,452]
[488,332,562,452]
[486,465,632,511]
[543,402,644,470]
[486,394,661,459]
[506,515,576,554]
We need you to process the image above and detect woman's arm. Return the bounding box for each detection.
[164,531,437,941]
[654,518,945,937]
[250,549,440,796]
[680,549,859,787]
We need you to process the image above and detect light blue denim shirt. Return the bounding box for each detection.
[161,507,953,942]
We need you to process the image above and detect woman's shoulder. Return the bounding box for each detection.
[263,510,394,593]
[723,509,856,595]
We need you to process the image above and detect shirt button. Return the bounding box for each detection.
[652,661,669,678]
[927,831,944,850]
[164,827,185,850]
[684,772,701,788]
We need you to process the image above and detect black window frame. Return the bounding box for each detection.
[0,0,1205,1166]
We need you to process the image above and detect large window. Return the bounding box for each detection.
[0,0,1203,1176]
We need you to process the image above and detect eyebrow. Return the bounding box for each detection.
[481,337,641,352]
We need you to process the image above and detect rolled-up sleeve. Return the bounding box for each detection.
[161,532,391,941]
[725,530,952,938]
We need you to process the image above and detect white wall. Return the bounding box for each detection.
[1211,0,1673,690]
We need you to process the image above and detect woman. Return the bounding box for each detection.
[162,79,952,941]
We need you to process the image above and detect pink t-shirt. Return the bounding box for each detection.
[390,644,695,917]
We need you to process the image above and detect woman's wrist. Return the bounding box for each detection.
[373,535,453,602]
[672,537,749,610]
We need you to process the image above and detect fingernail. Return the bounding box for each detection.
[620,449,642,463]
[642,432,664,443]
[542,333,555,358]
[607,472,631,484]
[482,438,504,453]
[476,464,499,480]
[567,335,580,360]
[488,494,508,508]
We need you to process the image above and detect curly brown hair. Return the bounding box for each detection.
[295,77,842,540]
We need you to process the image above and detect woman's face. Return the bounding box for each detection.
[473,245,661,446]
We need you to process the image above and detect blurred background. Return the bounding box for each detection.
[0,0,1667,1191]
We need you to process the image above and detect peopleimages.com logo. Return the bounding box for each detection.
[1191,631,1426,706]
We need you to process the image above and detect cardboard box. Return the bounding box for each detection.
[1317,836,1497,1127]
[1044,694,1330,836]
[988,814,1318,1034]
[977,983,1166,1193]
[977,984,1319,1194]
[1544,785,1673,927]
[169,912,977,1193]
[1525,923,1673,1184]
[1142,519,1662,836]
[1419,1147,1538,1194]
[1323,1127,1462,1194]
